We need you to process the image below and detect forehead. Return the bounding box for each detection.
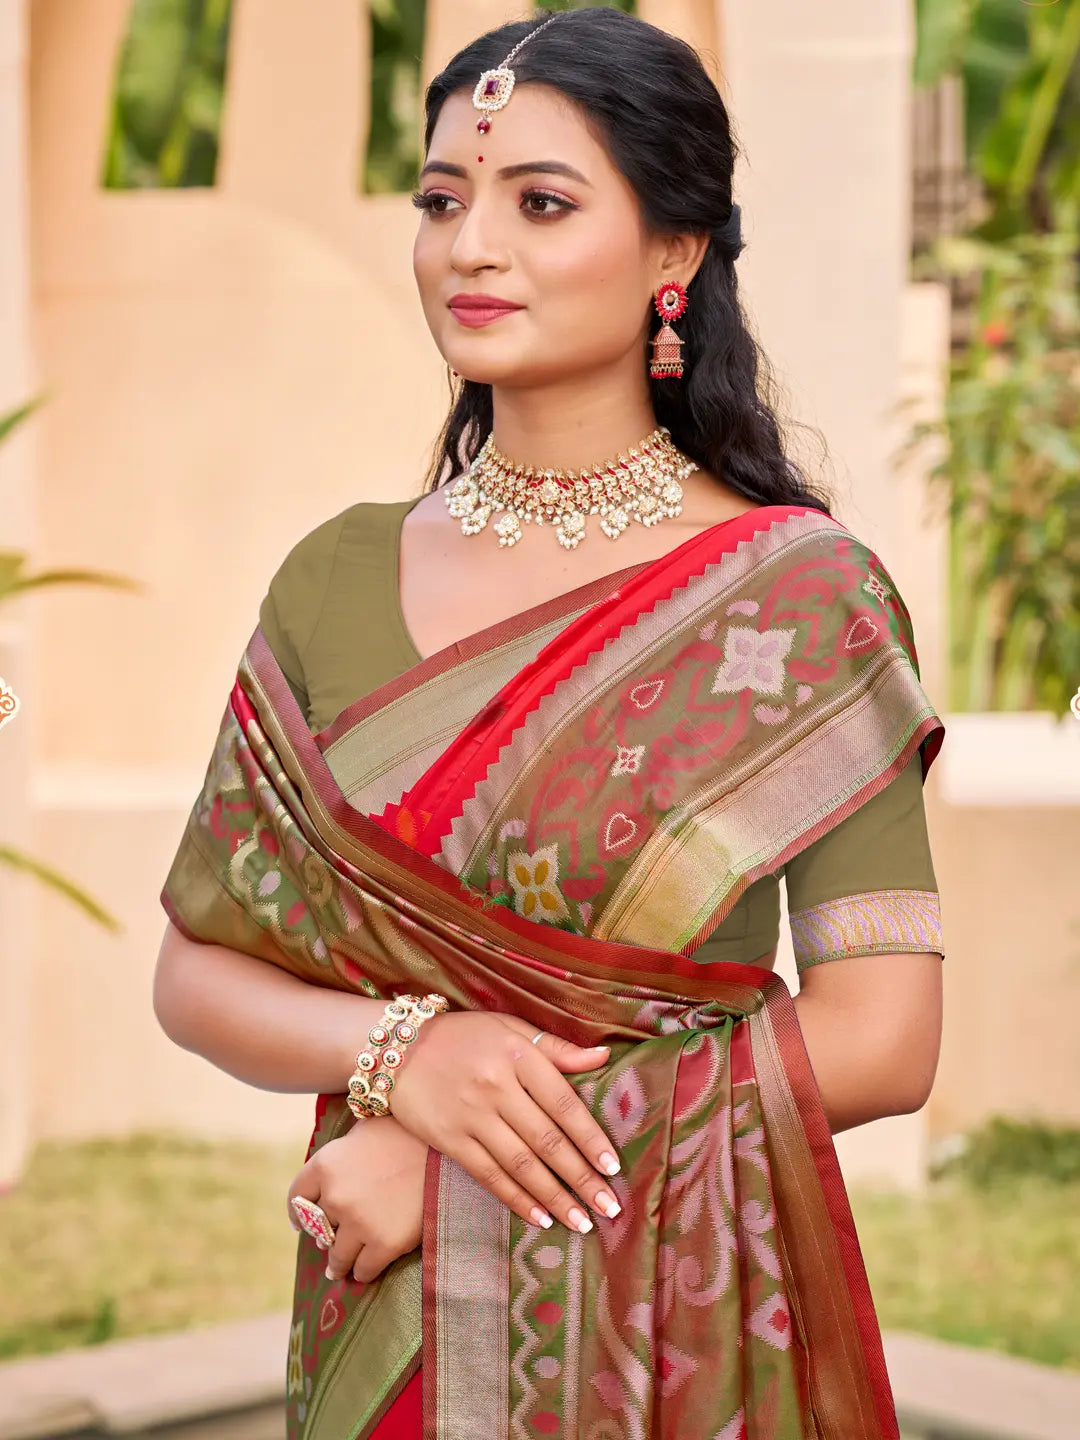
[427,82,608,168]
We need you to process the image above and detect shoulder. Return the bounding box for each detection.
[265,498,419,599]
[768,507,919,647]
[258,498,418,663]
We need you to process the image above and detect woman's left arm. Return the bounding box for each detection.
[793,951,943,1133]
[781,752,945,1133]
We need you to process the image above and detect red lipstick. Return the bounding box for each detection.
[448,293,524,328]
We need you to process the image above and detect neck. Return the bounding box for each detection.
[488,362,659,473]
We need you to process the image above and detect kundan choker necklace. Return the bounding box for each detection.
[445,426,699,549]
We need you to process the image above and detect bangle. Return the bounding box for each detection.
[346,993,449,1119]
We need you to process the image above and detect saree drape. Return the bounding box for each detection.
[162,503,944,1440]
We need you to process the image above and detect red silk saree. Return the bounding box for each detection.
[161,503,944,1439]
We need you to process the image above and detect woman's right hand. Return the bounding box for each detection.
[388,1012,623,1235]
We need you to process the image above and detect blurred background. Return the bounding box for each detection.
[1,1,1078,1436]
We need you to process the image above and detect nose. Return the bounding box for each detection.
[447,196,511,277]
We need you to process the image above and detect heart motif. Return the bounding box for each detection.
[843,616,879,650]
[603,812,638,852]
[318,1296,341,1334]
[795,684,814,706]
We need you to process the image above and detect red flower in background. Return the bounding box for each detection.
[982,320,1010,347]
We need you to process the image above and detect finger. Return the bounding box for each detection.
[500,1017,610,1072]
[474,1117,596,1235]
[452,1133,559,1232]
[325,1219,365,1282]
[518,1047,622,1178]
[499,1091,623,1223]
[541,1032,612,1072]
[352,1244,391,1285]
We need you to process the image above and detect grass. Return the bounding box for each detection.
[0,1133,300,1361]
[1,1134,1078,1371]
[850,1176,1080,1372]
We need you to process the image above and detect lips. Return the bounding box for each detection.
[448,295,524,328]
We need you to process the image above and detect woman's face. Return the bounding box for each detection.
[412,82,662,388]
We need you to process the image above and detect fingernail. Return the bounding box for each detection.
[568,1207,593,1234]
[595,1190,621,1219]
[530,1207,554,1229]
[599,1151,621,1176]
[590,1045,610,1054]
[325,1266,337,1281]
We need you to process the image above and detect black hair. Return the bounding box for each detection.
[420,6,832,514]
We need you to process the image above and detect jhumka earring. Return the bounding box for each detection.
[650,281,689,380]
[472,13,563,136]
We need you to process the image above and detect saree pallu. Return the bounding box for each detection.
[162,504,945,1440]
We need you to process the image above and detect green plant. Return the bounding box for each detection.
[102,0,234,189]
[904,0,1080,714]
[364,0,427,195]
[915,0,1080,235]
[896,226,1080,714]
[0,401,143,930]
[931,1115,1080,1186]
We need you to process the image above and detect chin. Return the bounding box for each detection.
[447,352,560,389]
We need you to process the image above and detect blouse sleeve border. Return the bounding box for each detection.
[789,888,944,971]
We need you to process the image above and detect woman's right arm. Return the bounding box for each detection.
[153,919,387,1094]
[152,919,623,1233]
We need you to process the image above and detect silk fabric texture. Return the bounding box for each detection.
[162,504,944,1439]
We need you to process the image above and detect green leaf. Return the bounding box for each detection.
[914,0,974,87]
[113,0,192,164]
[0,846,122,932]
[0,399,42,446]
[0,555,143,607]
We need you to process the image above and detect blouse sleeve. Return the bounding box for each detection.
[258,586,311,719]
[782,752,945,973]
[255,509,349,727]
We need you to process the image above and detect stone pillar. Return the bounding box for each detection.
[220,0,366,241]
[721,0,933,1190]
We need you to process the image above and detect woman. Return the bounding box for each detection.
[154,9,945,1438]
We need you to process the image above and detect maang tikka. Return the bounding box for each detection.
[472,13,563,137]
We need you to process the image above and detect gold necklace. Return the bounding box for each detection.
[445,426,699,549]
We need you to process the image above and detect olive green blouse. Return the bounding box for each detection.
[259,499,944,974]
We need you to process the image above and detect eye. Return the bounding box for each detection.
[411,190,461,217]
[520,188,577,220]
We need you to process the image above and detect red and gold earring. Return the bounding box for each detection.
[650,281,689,380]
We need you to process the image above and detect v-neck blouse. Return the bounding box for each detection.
[257,500,942,972]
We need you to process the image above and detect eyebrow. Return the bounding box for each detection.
[419,159,593,187]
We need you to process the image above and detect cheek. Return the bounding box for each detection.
[534,223,645,312]
[412,232,436,289]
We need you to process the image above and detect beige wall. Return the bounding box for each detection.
[0,0,38,1188]
[0,0,1075,1180]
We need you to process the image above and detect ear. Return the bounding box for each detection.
[653,230,711,292]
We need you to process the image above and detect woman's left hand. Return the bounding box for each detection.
[287,1116,429,1283]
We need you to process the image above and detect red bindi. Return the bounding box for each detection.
[478,155,484,162]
